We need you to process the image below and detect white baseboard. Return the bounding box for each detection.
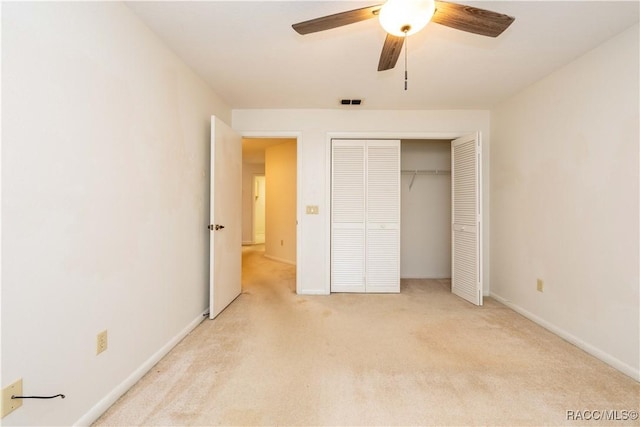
[73,309,209,426]
[491,292,639,382]
[298,290,331,295]
[242,240,254,246]
[263,253,296,266]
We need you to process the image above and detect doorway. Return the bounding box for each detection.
[241,137,298,286]
[253,175,266,244]
[400,139,452,279]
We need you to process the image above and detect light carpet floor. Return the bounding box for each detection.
[95,245,639,426]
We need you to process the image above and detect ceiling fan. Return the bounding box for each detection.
[292,0,515,73]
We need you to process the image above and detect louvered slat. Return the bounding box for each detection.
[367,145,400,224]
[331,227,365,289]
[332,143,365,224]
[453,141,477,226]
[366,227,400,292]
[453,229,477,297]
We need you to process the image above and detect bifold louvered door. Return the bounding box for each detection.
[331,139,400,293]
[331,141,366,292]
[365,141,400,292]
[451,133,482,305]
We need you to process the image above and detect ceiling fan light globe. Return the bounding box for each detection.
[379,0,436,37]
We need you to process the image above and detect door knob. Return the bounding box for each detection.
[215,224,225,231]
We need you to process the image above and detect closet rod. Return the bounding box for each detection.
[403,169,451,191]
[401,169,451,175]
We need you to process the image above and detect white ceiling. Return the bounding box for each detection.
[126,1,639,110]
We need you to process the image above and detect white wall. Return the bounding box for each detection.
[490,24,639,380]
[265,141,297,264]
[241,162,265,244]
[401,140,451,279]
[1,3,231,425]
[232,109,490,295]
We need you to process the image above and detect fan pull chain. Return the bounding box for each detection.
[404,30,408,91]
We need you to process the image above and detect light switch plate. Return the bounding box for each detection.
[306,205,319,215]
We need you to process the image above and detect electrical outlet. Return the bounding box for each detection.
[1,378,23,418]
[537,279,544,293]
[97,330,108,355]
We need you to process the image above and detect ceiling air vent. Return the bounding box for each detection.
[340,99,363,105]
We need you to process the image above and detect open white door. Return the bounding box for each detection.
[209,116,242,319]
[451,133,482,306]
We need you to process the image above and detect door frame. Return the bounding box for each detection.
[240,131,302,294]
[325,131,487,295]
[252,174,266,244]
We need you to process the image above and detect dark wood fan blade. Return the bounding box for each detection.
[292,4,383,35]
[432,1,515,37]
[378,34,404,71]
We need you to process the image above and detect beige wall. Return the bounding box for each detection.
[2,2,231,425]
[265,140,297,264]
[490,24,639,380]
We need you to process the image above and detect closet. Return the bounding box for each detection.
[400,140,452,279]
[330,135,482,304]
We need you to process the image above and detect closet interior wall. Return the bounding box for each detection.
[401,140,452,279]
